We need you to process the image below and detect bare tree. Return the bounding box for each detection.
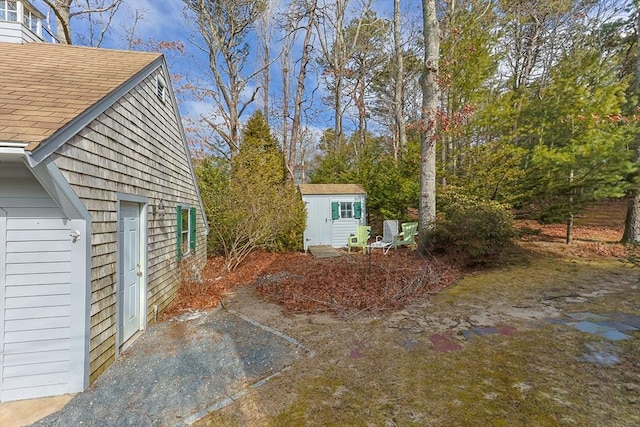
[289,0,317,179]
[41,0,123,45]
[392,0,406,162]
[122,5,146,50]
[419,0,439,249]
[314,0,371,151]
[185,0,265,158]
[280,30,292,176]
[257,0,277,123]
[277,0,319,181]
[342,10,388,153]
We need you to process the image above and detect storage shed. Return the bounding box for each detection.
[0,28,207,401]
[299,184,367,251]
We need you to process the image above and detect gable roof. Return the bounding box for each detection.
[299,184,366,195]
[0,42,161,151]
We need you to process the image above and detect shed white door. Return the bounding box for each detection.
[303,197,332,250]
[119,202,142,344]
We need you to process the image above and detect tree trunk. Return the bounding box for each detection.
[290,0,317,179]
[259,11,271,124]
[333,0,346,151]
[43,0,72,43]
[357,73,367,152]
[281,41,291,178]
[418,0,439,253]
[393,0,406,163]
[622,1,640,244]
[566,169,574,244]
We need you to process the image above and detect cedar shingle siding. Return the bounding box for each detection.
[52,71,207,381]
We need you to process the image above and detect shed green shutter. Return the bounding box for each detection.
[354,201,362,219]
[189,207,197,252]
[176,205,182,260]
[331,202,339,220]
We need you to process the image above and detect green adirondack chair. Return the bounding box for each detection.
[347,225,371,253]
[393,222,418,250]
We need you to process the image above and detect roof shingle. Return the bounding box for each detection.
[0,42,161,150]
[298,184,366,195]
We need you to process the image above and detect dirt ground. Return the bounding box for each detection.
[166,200,640,426]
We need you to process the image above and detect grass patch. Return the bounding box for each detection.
[196,238,640,426]
[250,325,640,427]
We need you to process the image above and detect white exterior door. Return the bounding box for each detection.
[120,202,142,344]
[303,197,332,250]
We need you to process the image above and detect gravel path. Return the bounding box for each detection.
[33,307,307,427]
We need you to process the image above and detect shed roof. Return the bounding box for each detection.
[298,183,366,195]
[0,42,161,151]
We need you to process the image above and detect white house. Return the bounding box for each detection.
[299,184,367,251]
[0,4,208,402]
[0,0,43,44]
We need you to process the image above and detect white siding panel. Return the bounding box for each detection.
[7,240,71,253]
[1,207,69,218]
[0,183,57,197]
[4,294,71,309]
[6,262,72,275]
[5,272,71,286]
[4,316,71,332]
[4,361,70,379]
[7,218,72,230]
[0,21,41,43]
[2,371,70,390]
[4,339,70,355]
[6,251,70,263]
[0,22,23,43]
[4,306,71,321]
[7,229,73,242]
[330,195,367,248]
[5,327,71,343]
[5,284,71,298]
[1,162,79,402]
[4,350,69,366]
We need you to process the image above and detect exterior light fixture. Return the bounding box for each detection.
[154,199,166,216]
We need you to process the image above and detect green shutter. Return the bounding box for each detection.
[354,201,362,219]
[176,205,182,260]
[331,202,339,220]
[189,207,197,252]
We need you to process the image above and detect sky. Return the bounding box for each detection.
[30,0,420,150]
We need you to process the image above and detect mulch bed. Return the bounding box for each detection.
[255,250,460,318]
[162,250,460,319]
[162,213,632,319]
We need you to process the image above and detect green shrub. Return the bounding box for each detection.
[426,187,515,266]
[193,111,306,271]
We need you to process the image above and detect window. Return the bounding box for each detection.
[23,8,38,34]
[181,208,190,255]
[0,1,18,22]
[155,76,167,103]
[331,201,362,220]
[176,205,197,259]
[340,202,353,219]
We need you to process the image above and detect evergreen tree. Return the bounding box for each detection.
[197,110,306,271]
